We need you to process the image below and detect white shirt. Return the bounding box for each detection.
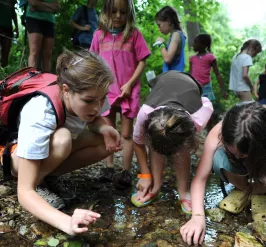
[229,53,253,92]
[16,95,109,160]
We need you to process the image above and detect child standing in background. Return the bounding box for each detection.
[154,6,186,72]
[190,34,228,101]
[90,0,150,188]
[229,39,262,102]
[254,64,266,105]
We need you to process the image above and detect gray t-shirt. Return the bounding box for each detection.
[229,53,253,92]
[16,95,109,160]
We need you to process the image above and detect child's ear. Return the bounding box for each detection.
[62,84,71,99]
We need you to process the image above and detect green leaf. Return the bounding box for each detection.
[47,238,60,247]
[34,239,47,246]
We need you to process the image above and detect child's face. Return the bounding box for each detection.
[156,20,171,35]
[226,145,248,159]
[112,0,127,28]
[64,86,108,123]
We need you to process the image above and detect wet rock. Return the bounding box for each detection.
[34,238,48,246]
[94,218,111,229]
[145,228,172,242]
[0,223,13,233]
[235,232,263,247]
[218,234,234,243]
[251,220,266,241]
[219,242,234,247]
[19,225,29,236]
[0,185,10,196]
[141,243,157,247]
[30,222,54,238]
[8,220,15,228]
[206,208,226,222]
[157,239,174,247]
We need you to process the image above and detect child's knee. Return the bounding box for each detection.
[121,132,132,140]
[51,128,72,156]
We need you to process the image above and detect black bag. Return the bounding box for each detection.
[72,5,89,46]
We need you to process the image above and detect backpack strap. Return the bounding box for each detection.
[37,83,65,127]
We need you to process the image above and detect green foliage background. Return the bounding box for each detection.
[1,0,265,112]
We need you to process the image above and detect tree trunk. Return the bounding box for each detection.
[183,0,200,50]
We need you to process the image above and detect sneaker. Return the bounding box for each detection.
[113,170,132,189]
[98,167,115,182]
[44,176,76,201]
[36,185,65,210]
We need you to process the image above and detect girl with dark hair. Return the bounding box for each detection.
[131,71,213,213]
[90,0,150,189]
[154,6,186,72]
[229,39,262,102]
[181,102,266,246]
[254,64,266,104]
[190,34,228,101]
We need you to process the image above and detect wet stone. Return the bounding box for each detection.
[0,185,10,196]
[206,208,226,222]
[251,220,266,242]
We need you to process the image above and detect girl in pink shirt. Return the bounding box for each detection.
[190,34,227,101]
[90,0,150,188]
[190,34,227,130]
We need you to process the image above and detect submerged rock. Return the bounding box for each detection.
[206,208,226,222]
[251,220,266,242]
[235,232,263,247]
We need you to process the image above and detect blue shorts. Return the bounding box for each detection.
[202,82,216,101]
[213,147,248,182]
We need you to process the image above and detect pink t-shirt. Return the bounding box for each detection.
[190,53,216,86]
[90,29,150,118]
[133,97,213,145]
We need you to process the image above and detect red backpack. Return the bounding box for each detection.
[0,67,65,180]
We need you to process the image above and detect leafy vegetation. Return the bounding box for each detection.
[2,0,265,112]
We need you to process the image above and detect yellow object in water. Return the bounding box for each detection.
[219,190,249,214]
[235,232,263,247]
[251,195,266,221]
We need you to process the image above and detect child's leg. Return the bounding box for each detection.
[51,129,110,176]
[213,147,249,191]
[120,114,134,171]
[173,150,191,211]
[104,107,117,168]
[236,91,253,102]
[149,147,165,193]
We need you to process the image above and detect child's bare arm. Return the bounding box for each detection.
[158,32,180,64]
[243,66,253,92]
[212,60,228,99]
[120,60,146,98]
[254,79,260,98]
[180,122,222,246]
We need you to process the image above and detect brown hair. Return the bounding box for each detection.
[155,6,183,33]
[144,108,197,156]
[237,39,262,56]
[56,49,113,93]
[98,0,136,42]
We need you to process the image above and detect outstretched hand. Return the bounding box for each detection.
[180,217,206,246]
[68,209,101,235]
[99,125,122,152]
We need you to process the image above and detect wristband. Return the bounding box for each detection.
[192,213,205,216]
[158,43,165,49]
[137,173,152,179]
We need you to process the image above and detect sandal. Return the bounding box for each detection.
[251,194,266,221]
[131,192,158,207]
[180,199,192,214]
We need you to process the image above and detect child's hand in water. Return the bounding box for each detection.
[135,178,153,201]
[120,82,132,98]
[180,216,206,246]
[99,125,122,152]
[68,209,101,235]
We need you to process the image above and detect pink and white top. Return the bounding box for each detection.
[133,97,213,145]
[190,53,216,86]
[90,29,150,118]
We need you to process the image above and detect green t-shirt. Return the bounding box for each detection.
[26,0,55,23]
[0,1,14,28]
